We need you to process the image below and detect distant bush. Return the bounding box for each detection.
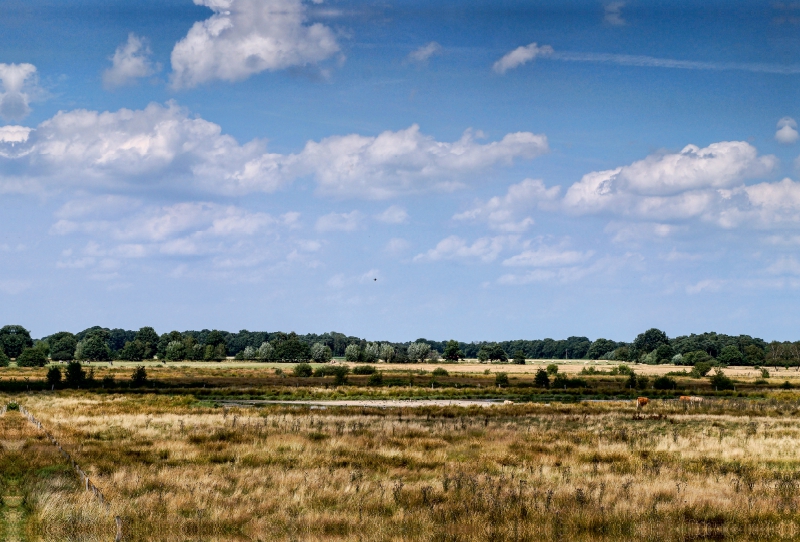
[0,349,9,367]
[353,365,376,375]
[653,375,677,390]
[332,365,350,385]
[781,380,793,390]
[553,374,588,389]
[367,372,384,386]
[761,368,770,379]
[293,363,313,377]
[495,372,509,387]
[432,367,449,377]
[691,361,714,378]
[46,366,62,388]
[512,351,526,365]
[17,346,47,367]
[611,364,633,376]
[131,366,148,387]
[546,363,559,375]
[6,401,18,411]
[534,368,550,388]
[709,369,734,391]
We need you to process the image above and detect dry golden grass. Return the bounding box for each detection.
[1,393,798,541]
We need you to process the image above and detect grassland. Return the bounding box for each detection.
[2,361,800,540]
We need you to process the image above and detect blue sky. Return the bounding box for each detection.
[1,0,799,342]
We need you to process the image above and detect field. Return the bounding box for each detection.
[2,361,800,541]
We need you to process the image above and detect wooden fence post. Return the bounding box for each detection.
[115,516,123,541]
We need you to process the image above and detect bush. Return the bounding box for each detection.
[293,363,314,377]
[367,372,384,386]
[102,375,115,388]
[653,375,677,390]
[0,349,8,367]
[534,368,550,388]
[761,368,770,379]
[46,366,62,388]
[624,371,648,390]
[691,361,714,378]
[781,380,793,389]
[553,374,588,389]
[332,365,350,385]
[612,364,632,375]
[512,351,526,365]
[17,347,48,367]
[353,365,376,375]
[546,363,559,375]
[495,372,509,387]
[65,361,85,387]
[709,369,734,391]
[6,401,18,411]
[131,366,148,387]
[431,367,449,377]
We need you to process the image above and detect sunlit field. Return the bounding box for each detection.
[3,388,800,541]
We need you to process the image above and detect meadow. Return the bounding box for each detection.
[2,361,800,540]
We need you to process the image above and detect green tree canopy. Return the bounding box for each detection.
[17,346,47,367]
[49,332,77,361]
[134,327,160,359]
[633,328,669,354]
[717,345,744,365]
[0,325,33,358]
[443,340,464,361]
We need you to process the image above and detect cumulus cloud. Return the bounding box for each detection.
[0,102,546,198]
[0,63,38,121]
[493,43,554,74]
[407,42,442,64]
[453,178,560,231]
[170,0,340,88]
[103,34,160,89]
[563,141,777,221]
[502,245,593,267]
[299,125,548,198]
[413,235,516,263]
[315,210,363,232]
[776,117,799,144]
[374,205,408,224]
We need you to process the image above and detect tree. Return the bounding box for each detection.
[134,327,160,359]
[310,343,332,363]
[380,343,395,363]
[0,349,8,367]
[17,346,47,367]
[331,365,350,385]
[273,333,309,362]
[546,363,559,375]
[489,344,507,362]
[709,368,734,391]
[80,334,111,361]
[242,346,257,360]
[407,342,431,363]
[495,372,509,387]
[131,366,148,387]
[512,350,526,365]
[65,361,86,387]
[653,376,677,390]
[717,345,744,366]
[654,344,674,363]
[744,344,765,365]
[165,340,186,361]
[118,340,145,361]
[691,361,714,378]
[0,325,33,358]
[362,342,380,363]
[535,368,550,388]
[157,331,183,359]
[443,340,464,361]
[586,338,618,360]
[256,342,275,361]
[477,346,490,362]
[344,344,361,362]
[205,329,227,348]
[46,366,62,388]
[49,332,77,361]
[633,328,669,354]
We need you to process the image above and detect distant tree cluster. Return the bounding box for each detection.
[0,323,780,368]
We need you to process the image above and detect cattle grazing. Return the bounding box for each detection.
[636,397,649,409]
[679,396,703,404]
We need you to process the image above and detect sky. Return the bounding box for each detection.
[0,0,799,342]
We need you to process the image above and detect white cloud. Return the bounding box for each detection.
[413,235,515,263]
[374,205,408,224]
[407,42,442,64]
[315,210,363,231]
[453,178,560,231]
[604,2,626,25]
[170,0,340,88]
[0,279,31,295]
[766,256,800,275]
[384,237,410,256]
[502,245,593,267]
[0,63,38,121]
[563,141,777,221]
[0,103,546,198]
[103,33,160,89]
[775,117,799,144]
[604,221,680,244]
[493,43,554,74]
[299,124,548,199]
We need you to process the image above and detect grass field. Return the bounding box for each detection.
[1,391,800,541]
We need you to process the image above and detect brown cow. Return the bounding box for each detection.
[679,396,703,404]
[636,397,649,409]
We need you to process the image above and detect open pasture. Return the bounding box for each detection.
[3,393,800,541]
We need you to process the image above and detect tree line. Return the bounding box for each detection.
[0,324,790,366]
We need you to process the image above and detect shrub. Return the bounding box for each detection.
[653,375,677,390]
[17,347,48,367]
[691,361,714,378]
[495,372,509,387]
[331,365,350,385]
[102,375,115,388]
[512,351,526,365]
[293,363,313,377]
[353,365,376,375]
[368,372,384,386]
[46,366,62,388]
[0,349,8,367]
[612,364,632,375]
[781,380,793,389]
[431,367,449,377]
[546,363,559,375]
[534,368,550,388]
[553,374,588,389]
[65,361,85,387]
[761,368,770,379]
[6,401,18,411]
[709,369,734,391]
[131,366,148,387]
